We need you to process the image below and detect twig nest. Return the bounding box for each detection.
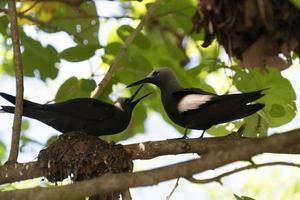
[38,132,133,183]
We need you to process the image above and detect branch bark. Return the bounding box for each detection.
[1,128,300,200]
[7,0,24,163]
[91,0,162,98]
[1,129,300,184]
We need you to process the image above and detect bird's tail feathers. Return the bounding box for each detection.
[0,92,40,107]
[0,106,15,114]
[235,103,265,119]
[224,90,266,105]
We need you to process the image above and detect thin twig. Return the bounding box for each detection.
[20,0,40,14]
[186,161,300,184]
[91,0,163,98]
[7,0,24,163]
[166,178,180,200]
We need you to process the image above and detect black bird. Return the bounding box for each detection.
[0,85,151,136]
[127,67,265,138]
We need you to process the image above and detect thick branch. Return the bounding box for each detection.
[1,128,300,200]
[7,0,24,163]
[91,0,162,98]
[1,129,300,184]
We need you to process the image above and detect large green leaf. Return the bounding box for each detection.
[59,44,101,62]
[55,77,96,102]
[233,67,296,127]
[117,25,151,49]
[44,2,99,45]
[0,16,9,36]
[20,32,59,80]
[243,114,268,137]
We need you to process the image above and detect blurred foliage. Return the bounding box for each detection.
[234,194,255,200]
[0,0,297,143]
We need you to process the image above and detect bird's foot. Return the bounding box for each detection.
[199,130,205,138]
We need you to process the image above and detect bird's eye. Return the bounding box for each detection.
[125,99,130,103]
[152,71,159,76]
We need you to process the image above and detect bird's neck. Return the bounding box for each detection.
[159,78,183,100]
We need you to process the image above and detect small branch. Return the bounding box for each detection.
[186,161,300,184]
[91,0,163,98]
[7,0,24,163]
[166,178,179,200]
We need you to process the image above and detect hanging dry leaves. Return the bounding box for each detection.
[193,0,300,70]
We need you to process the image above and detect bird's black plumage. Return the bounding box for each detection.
[0,85,150,136]
[127,67,265,138]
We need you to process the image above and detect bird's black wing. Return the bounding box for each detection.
[173,88,265,114]
[36,98,117,121]
[172,88,216,96]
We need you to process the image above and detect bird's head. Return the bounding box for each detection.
[114,85,151,112]
[127,67,178,88]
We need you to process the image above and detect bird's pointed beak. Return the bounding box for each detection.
[127,77,152,88]
[131,92,152,106]
[129,84,144,102]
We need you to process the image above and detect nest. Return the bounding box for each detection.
[38,132,133,200]
[193,0,300,70]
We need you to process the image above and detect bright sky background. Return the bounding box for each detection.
[1,1,300,199]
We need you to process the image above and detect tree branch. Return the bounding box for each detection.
[90,0,162,98]
[1,128,300,200]
[187,161,300,184]
[7,0,24,163]
[1,129,300,185]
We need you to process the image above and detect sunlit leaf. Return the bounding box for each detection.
[20,31,59,80]
[243,114,268,137]
[55,77,96,102]
[233,67,296,127]
[59,44,101,62]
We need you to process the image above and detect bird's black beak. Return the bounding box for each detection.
[127,77,152,88]
[129,84,151,106]
[131,92,152,107]
[129,84,144,102]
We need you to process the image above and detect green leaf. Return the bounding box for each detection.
[59,44,101,62]
[0,141,6,162]
[243,114,269,137]
[21,119,30,132]
[291,0,300,9]
[207,121,243,137]
[234,194,255,200]
[117,25,151,49]
[45,2,99,45]
[46,135,58,146]
[20,31,59,80]
[55,77,96,102]
[233,67,296,127]
[0,16,9,36]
